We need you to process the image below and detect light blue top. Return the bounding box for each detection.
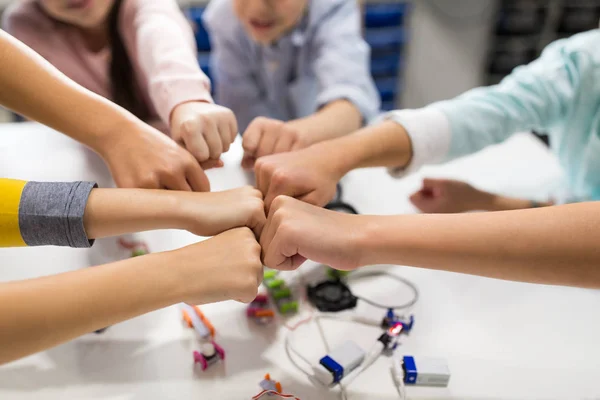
[203,0,380,132]
[389,30,600,201]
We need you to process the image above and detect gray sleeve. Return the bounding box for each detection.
[19,181,97,248]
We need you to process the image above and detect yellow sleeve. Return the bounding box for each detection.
[0,178,27,247]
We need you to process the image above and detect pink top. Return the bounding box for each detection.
[3,0,213,129]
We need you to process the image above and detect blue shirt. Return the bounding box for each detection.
[386,29,600,201]
[203,0,380,132]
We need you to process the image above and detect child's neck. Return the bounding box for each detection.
[78,23,109,53]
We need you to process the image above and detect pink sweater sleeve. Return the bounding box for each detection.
[120,0,214,127]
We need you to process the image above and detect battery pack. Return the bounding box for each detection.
[313,341,365,385]
[393,355,450,387]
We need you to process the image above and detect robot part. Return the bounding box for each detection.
[263,270,298,315]
[259,373,283,393]
[193,341,225,371]
[247,294,275,324]
[381,309,414,333]
[182,304,215,339]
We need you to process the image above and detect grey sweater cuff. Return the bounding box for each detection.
[19,181,97,248]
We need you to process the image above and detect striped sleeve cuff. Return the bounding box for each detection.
[374,108,452,178]
[19,181,97,248]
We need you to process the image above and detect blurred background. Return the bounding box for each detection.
[1,0,599,122]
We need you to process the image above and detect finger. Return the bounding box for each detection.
[201,159,224,169]
[181,120,210,163]
[242,120,263,156]
[273,132,296,155]
[266,229,306,270]
[219,119,233,154]
[202,119,223,160]
[228,115,239,145]
[259,162,273,208]
[255,129,277,159]
[249,205,267,239]
[242,154,256,170]
[297,190,328,207]
[186,162,211,192]
[161,171,193,192]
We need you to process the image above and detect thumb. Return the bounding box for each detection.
[241,154,256,170]
[201,159,224,169]
[242,123,263,156]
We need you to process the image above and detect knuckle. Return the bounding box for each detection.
[270,170,288,186]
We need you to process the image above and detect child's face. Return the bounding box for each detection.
[233,0,308,44]
[38,0,116,30]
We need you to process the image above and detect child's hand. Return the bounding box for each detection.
[260,196,362,271]
[409,178,491,213]
[170,101,238,164]
[178,186,266,237]
[254,145,342,211]
[101,122,211,192]
[241,117,310,169]
[176,228,263,304]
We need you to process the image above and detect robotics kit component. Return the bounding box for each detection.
[313,341,366,385]
[181,304,224,371]
[392,354,450,387]
[381,309,414,333]
[306,279,357,312]
[247,294,275,324]
[193,341,225,371]
[263,269,298,315]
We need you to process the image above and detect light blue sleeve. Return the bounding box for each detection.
[202,2,271,132]
[432,37,582,161]
[311,1,380,123]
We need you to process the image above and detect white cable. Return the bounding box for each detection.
[347,267,419,311]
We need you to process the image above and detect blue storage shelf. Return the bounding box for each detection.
[365,27,407,51]
[375,77,399,102]
[184,7,211,51]
[365,3,409,28]
[371,52,402,77]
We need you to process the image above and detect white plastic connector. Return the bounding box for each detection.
[312,341,365,386]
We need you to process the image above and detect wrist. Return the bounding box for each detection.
[353,215,386,267]
[92,116,141,160]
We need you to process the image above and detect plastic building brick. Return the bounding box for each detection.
[182,304,215,339]
[262,269,298,316]
[259,373,283,393]
[117,237,149,257]
[247,294,275,324]
[193,341,225,371]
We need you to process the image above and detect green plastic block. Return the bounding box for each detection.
[272,287,291,300]
[265,279,284,290]
[263,270,278,280]
[131,249,147,257]
[278,301,298,314]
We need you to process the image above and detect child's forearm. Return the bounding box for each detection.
[287,100,363,144]
[309,120,413,178]
[485,194,553,211]
[0,31,136,156]
[83,189,188,239]
[0,251,182,364]
[360,203,600,288]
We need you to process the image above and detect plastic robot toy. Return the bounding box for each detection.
[381,309,415,333]
[181,304,225,371]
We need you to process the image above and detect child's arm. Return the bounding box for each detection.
[254,34,584,209]
[0,30,208,192]
[409,178,553,213]
[122,0,237,163]
[0,227,262,364]
[0,178,265,248]
[261,196,600,289]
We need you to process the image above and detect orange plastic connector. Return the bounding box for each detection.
[182,310,193,328]
[275,382,282,393]
[193,306,216,337]
[255,309,275,318]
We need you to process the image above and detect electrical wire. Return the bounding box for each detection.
[252,390,301,400]
[347,268,420,311]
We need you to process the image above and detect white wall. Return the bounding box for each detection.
[401,0,498,108]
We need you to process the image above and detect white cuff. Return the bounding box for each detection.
[375,108,451,178]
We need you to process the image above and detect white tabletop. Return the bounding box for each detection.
[0,122,599,400]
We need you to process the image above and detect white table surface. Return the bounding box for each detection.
[0,122,599,400]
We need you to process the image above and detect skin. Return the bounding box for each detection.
[0,29,212,191]
[260,196,600,289]
[0,187,266,364]
[232,0,363,168]
[254,120,412,209]
[39,0,237,165]
[410,178,554,213]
